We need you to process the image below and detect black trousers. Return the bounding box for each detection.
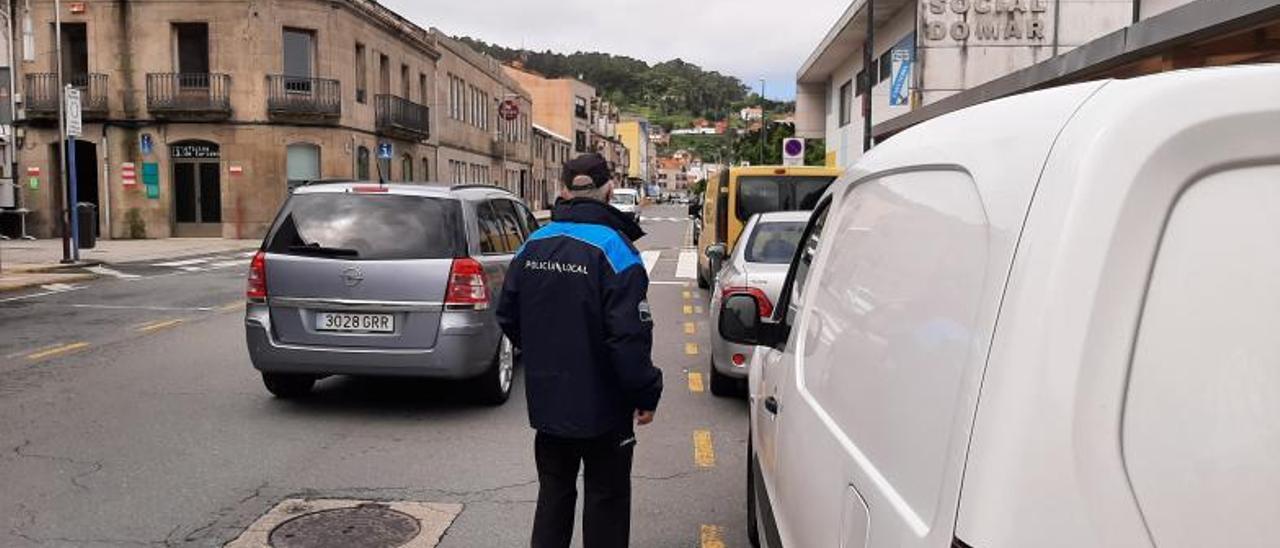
[531,430,635,548]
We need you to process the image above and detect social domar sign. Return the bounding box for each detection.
[923,0,1051,42]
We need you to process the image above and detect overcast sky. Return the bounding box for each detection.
[380,0,850,100]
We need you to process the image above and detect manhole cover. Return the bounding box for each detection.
[269,503,421,548]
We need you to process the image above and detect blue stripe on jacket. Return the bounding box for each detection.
[522,222,642,274]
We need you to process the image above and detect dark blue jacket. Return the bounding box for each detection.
[497,198,663,439]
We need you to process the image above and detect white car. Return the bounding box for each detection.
[609,188,641,222]
[706,211,809,396]
[720,65,1280,548]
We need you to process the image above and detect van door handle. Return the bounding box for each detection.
[764,396,779,415]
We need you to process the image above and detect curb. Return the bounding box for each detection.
[4,261,104,274]
[0,271,99,294]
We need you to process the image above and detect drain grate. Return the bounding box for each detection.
[269,503,421,548]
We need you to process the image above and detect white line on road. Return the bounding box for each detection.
[641,250,661,275]
[675,250,697,280]
[208,260,246,269]
[152,258,208,267]
[86,265,142,279]
[62,304,216,312]
[0,284,86,304]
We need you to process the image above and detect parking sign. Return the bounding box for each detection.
[377,142,393,160]
[65,87,82,137]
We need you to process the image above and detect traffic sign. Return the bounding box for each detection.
[782,138,804,166]
[140,133,154,156]
[499,99,520,121]
[65,87,82,137]
[377,142,393,160]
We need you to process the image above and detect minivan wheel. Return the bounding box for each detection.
[262,373,315,399]
[709,359,739,397]
[472,336,514,405]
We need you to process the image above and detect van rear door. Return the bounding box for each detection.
[262,191,463,350]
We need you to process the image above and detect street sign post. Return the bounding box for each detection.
[66,86,81,260]
[782,138,805,166]
[65,87,82,138]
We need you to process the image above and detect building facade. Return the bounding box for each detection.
[796,0,1280,168]
[531,123,570,211]
[503,64,596,158]
[11,0,441,239]
[617,117,653,189]
[432,31,532,198]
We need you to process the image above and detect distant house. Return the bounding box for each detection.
[740,107,763,121]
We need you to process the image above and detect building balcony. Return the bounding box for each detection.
[375,94,430,141]
[146,73,232,120]
[24,73,108,121]
[267,75,341,123]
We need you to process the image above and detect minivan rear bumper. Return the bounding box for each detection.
[244,303,498,379]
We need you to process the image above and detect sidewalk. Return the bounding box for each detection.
[0,238,259,293]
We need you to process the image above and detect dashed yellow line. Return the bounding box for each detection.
[137,319,184,333]
[694,305,704,315]
[693,429,716,468]
[688,372,705,393]
[700,524,726,548]
[684,322,696,335]
[685,342,699,355]
[683,304,694,315]
[682,290,692,300]
[27,342,90,361]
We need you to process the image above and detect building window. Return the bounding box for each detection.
[402,153,413,181]
[574,96,588,119]
[59,23,88,78]
[282,28,315,80]
[173,23,209,75]
[378,54,390,95]
[400,64,410,98]
[879,50,893,83]
[419,73,428,106]
[839,79,852,127]
[355,43,367,103]
[422,158,430,181]
[575,130,587,153]
[854,69,868,97]
[356,146,370,180]
[286,143,320,187]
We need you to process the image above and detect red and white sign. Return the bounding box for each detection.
[499,99,520,121]
[229,165,244,175]
[121,162,137,185]
[26,166,40,176]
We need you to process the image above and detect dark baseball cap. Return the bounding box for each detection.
[562,153,612,190]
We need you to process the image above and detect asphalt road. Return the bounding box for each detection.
[0,204,750,547]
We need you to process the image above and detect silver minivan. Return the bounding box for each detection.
[244,182,540,404]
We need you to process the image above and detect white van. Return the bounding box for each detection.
[610,187,641,223]
[719,65,1280,548]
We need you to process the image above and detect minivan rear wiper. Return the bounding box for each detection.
[288,244,360,258]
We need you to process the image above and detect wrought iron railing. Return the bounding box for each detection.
[266,75,340,118]
[24,73,108,116]
[145,73,231,115]
[375,94,429,139]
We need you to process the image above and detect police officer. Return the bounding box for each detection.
[497,152,663,548]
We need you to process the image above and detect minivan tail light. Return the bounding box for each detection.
[722,286,774,318]
[445,257,490,310]
[246,251,268,302]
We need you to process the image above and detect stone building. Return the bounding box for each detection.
[796,0,1280,168]
[432,31,531,197]
[9,0,443,239]
[531,123,571,211]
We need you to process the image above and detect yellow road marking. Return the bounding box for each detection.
[685,342,699,355]
[27,342,90,360]
[694,305,704,314]
[138,319,184,333]
[683,304,694,315]
[693,429,716,468]
[688,372,705,393]
[684,322,696,335]
[700,524,726,548]
[682,290,692,300]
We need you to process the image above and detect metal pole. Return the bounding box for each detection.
[863,0,875,153]
[54,0,71,262]
[67,129,78,260]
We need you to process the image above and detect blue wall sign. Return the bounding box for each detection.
[140,133,154,156]
[377,142,393,160]
[889,33,915,107]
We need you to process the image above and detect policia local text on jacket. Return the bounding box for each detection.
[497,196,664,548]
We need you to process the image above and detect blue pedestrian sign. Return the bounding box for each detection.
[377,143,393,160]
[140,133,154,156]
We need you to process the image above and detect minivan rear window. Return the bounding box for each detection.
[266,193,462,260]
[745,221,806,264]
[736,176,835,222]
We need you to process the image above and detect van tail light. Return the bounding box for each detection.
[246,251,268,302]
[445,257,490,310]
[721,286,774,318]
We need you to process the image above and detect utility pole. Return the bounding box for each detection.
[758,78,766,165]
[862,0,875,153]
[54,0,74,263]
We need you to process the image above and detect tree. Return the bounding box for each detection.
[732,123,826,167]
